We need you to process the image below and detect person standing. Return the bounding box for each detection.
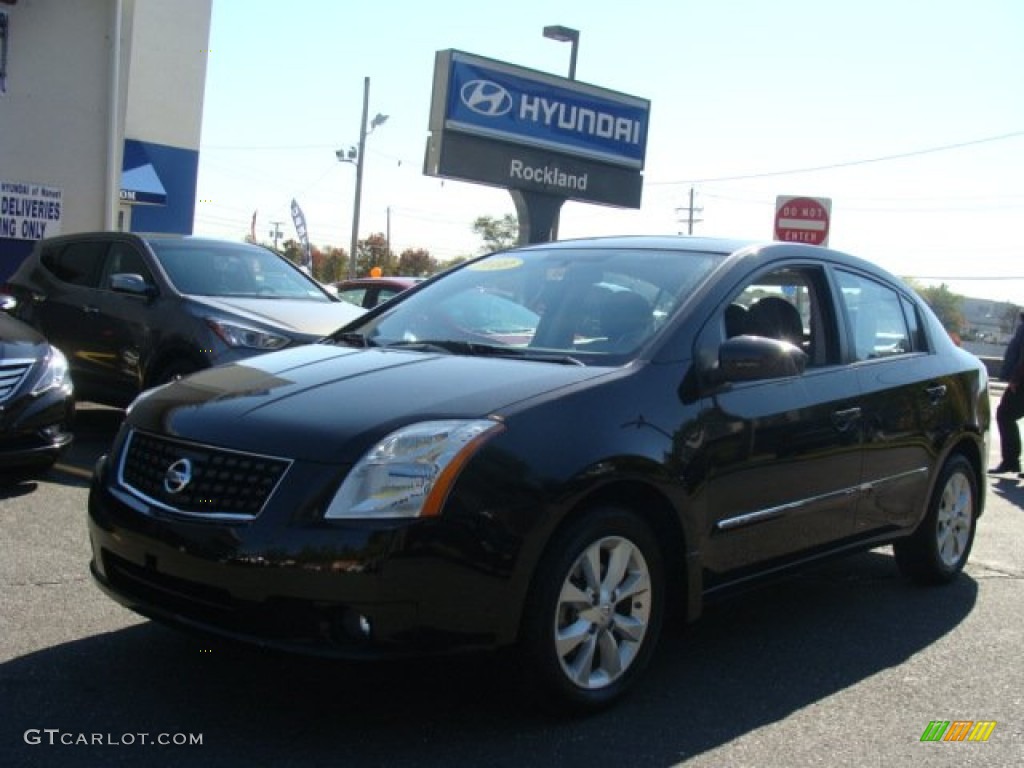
[991,313,1024,474]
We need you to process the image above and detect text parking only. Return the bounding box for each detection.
[774,195,831,246]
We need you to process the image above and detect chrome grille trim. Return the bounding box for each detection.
[117,429,292,521]
[0,358,33,403]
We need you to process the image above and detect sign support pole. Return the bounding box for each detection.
[510,190,566,245]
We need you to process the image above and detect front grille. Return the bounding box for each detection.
[118,429,291,519]
[0,359,33,403]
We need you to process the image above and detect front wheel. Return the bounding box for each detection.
[521,506,665,713]
[893,454,978,584]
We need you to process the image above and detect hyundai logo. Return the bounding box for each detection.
[460,80,513,117]
[163,458,193,495]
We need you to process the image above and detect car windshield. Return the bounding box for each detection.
[149,240,332,300]
[337,246,723,362]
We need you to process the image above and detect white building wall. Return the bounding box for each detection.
[0,0,129,234]
[0,0,210,281]
[126,1,210,150]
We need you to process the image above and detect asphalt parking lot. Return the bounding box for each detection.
[1,396,1021,767]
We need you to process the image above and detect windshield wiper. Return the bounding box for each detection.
[329,331,378,348]
[387,339,584,366]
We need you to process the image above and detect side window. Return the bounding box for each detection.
[102,242,154,289]
[41,241,106,287]
[835,270,912,361]
[338,288,366,307]
[725,266,837,367]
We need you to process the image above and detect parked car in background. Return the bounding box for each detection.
[332,276,422,309]
[1,298,74,473]
[87,236,989,712]
[3,233,364,407]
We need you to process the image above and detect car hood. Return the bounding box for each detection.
[191,296,364,338]
[129,344,617,462]
[0,312,48,360]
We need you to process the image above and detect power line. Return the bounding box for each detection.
[650,130,1024,185]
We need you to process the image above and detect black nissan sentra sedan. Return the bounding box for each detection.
[87,236,989,711]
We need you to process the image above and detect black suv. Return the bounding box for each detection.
[4,233,363,407]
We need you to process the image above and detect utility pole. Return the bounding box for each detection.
[676,186,704,235]
[269,221,284,251]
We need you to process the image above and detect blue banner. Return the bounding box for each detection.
[290,198,311,268]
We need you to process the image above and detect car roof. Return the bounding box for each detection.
[335,276,422,286]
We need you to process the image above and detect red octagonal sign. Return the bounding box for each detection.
[774,196,831,246]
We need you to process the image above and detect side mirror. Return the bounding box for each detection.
[110,273,156,298]
[718,334,808,382]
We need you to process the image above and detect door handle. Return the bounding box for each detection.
[831,406,862,432]
[82,305,100,314]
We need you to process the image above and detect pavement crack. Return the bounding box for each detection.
[1,576,90,588]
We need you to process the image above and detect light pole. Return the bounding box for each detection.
[542,25,579,240]
[543,25,578,79]
[337,76,388,280]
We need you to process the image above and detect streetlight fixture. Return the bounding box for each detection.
[542,25,579,240]
[543,24,579,80]
[337,76,388,280]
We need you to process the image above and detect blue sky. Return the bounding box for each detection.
[195,0,1023,300]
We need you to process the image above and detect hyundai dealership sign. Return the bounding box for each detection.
[425,50,650,208]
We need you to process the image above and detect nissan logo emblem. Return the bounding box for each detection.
[460,80,513,117]
[163,458,193,495]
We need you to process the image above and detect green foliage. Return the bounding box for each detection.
[243,212,514,283]
[472,213,519,252]
[396,248,439,277]
[912,281,965,334]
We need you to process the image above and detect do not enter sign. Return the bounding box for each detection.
[774,196,831,246]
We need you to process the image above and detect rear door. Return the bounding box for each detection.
[834,269,947,534]
[29,240,109,393]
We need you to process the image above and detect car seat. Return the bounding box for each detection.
[724,303,748,337]
[746,296,803,345]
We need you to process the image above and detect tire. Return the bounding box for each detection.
[521,506,665,713]
[893,454,977,585]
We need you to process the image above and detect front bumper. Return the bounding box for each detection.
[87,453,520,657]
[0,385,74,470]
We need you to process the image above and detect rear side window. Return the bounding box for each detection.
[835,270,914,361]
[41,241,106,287]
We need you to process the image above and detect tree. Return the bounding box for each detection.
[313,245,346,284]
[912,282,965,335]
[397,248,439,277]
[472,213,518,252]
[356,233,390,277]
[281,238,304,267]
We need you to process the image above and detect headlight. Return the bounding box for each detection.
[325,419,505,519]
[206,319,290,350]
[29,346,70,396]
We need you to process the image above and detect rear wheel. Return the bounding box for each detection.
[521,506,665,712]
[893,454,977,584]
